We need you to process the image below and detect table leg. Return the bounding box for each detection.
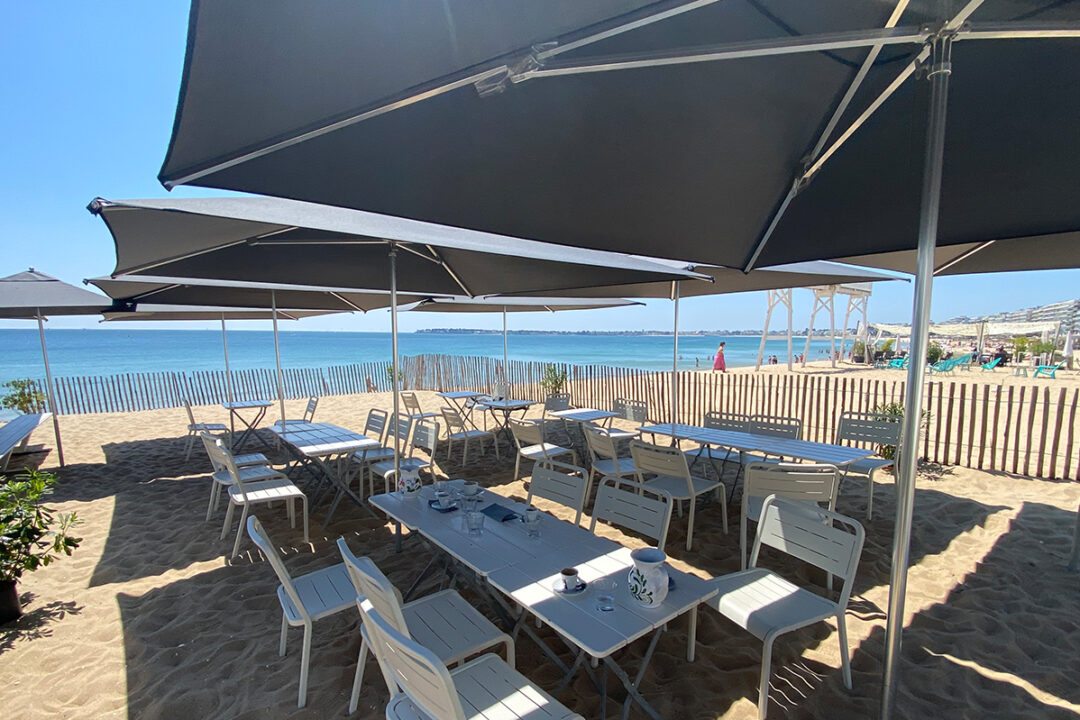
[394,521,402,553]
[687,606,697,662]
[600,625,665,720]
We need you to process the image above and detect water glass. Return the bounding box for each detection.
[465,510,485,537]
[434,478,449,495]
[434,490,452,509]
[523,506,541,538]
[593,577,617,612]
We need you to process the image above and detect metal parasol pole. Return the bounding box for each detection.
[671,282,680,425]
[271,290,287,434]
[390,246,401,481]
[503,306,509,396]
[221,313,234,403]
[881,33,953,720]
[36,311,64,467]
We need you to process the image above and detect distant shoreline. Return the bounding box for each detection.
[416,328,837,338]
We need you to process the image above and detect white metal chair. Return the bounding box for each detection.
[273,396,319,428]
[401,391,439,420]
[208,437,308,558]
[706,495,865,720]
[631,439,726,550]
[361,408,388,442]
[369,419,439,495]
[685,411,750,479]
[246,516,355,708]
[200,431,278,521]
[590,476,673,548]
[359,603,579,720]
[607,397,649,443]
[583,423,638,489]
[835,411,901,519]
[440,406,499,465]
[527,459,591,526]
[183,397,228,460]
[355,413,412,494]
[740,462,840,569]
[508,416,577,480]
[741,415,802,467]
[336,538,514,714]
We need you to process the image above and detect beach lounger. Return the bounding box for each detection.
[631,439,725,550]
[707,496,865,720]
[247,517,355,709]
[1034,361,1065,378]
[337,538,515,714]
[527,460,591,526]
[886,357,907,369]
[981,357,1002,371]
[0,412,49,471]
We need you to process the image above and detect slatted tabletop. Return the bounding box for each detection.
[479,398,535,411]
[640,423,873,467]
[0,413,49,456]
[221,400,274,410]
[269,422,380,457]
[437,391,485,400]
[370,482,715,659]
[550,408,618,423]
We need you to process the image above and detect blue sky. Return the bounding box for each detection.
[1,4,1075,334]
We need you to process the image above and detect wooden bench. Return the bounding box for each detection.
[0,413,50,471]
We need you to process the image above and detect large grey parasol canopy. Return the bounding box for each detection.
[0,270,113,466]
[88,196,706,296]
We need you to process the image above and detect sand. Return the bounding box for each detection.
[1,390,1078,719]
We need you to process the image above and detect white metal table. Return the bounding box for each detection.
[222,399,274,451]
[436,390,486,430]
[479,397,536,446]
[639,422,874,467]
[270,422,380,525]
[549,408,619,425]
[370,483,715,719]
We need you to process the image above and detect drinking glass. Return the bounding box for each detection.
[465,510,485,537]
[523,507,541,538]
[593,576,617,612]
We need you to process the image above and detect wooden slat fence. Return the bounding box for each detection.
[24,353,1080,480]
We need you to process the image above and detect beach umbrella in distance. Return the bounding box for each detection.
[0,269,112,466]
[88,196,705,489]
[498,258,900,423]
[400,296,643,394]
[152,3,1080,711]
[88,273,426,423]
[101,304,340,405]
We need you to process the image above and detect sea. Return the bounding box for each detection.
[0,329,854,384]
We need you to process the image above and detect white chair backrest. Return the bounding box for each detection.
[704,411,750,433]
[200,431,227,473]
[359,604,467,720]
[247,516,309,622]
[630,440,692,492]
[364,408,388,441]
[400,392,423,416]
[583,424,619,463]
[749,415,802,440]
[528,460,590,525]
[303,396,319,422]
[615,397,649,424]
[543,392,571,414]
[204,434,248,497]
[440,406,466,434]
[183,398,197,426]
[591,476,672,547]
[751,495,865,605]
[509,417,543,448]
[336,538,409,633]
[410,420,439,457]
[836,411,901,449]
[744,462,840,512]
[385,413,412,442]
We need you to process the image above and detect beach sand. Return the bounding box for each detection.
[1,390,1078,719]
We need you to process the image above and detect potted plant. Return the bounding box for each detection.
[539,364,568,396]
[926,341,944,364]
[872,401,931,461]
[1,379,46,414]
[852,340,866,364]
[0,469,81,624]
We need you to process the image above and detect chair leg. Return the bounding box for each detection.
[348,638,369,714]
[231,504,250,558]
[493,435,500,460]
[758,636,776,720]
[686,501,695,551]
[206,483,219,522]
[279,613,289,656]
[719,492,729,534]
[866,469,876,520]
[297,623,312,708]
[462,437,469,466]
[503,635,516,669]
[300,496,309,543]
[184,431,195,461]
[514,454,521,480]
[221,500,236,540]
[837,614,853,689]
[740,514,748,570]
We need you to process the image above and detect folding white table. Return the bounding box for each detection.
[478,397,536,446]
[222,399,274,451]
[270,422,380,525]
[436,390,486,430]
[370,483,715,719]
[639,422,874,467]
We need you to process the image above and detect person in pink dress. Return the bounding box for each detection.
[712,341,727,372]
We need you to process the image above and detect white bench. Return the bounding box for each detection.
[0,413,50,471]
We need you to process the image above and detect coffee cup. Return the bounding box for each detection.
[560,567,583,592]
[434,490,452,509]
[462,480,480,497]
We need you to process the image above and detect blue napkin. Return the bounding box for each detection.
[480,503,519,522]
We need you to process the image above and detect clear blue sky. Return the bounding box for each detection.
[1,4,1075,334]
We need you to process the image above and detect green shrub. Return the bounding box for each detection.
[539,365,568,395]
[852,340,866,358]
[1,379,46,414]
[927,342,944,364]
[872,401,930,461]
[880,338,895,353]
[0,469,81,583]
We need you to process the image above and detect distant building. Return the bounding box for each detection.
[946,299,1080,334]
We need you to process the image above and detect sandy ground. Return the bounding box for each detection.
[1,391,1078,719]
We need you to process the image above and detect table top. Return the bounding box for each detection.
[269,422,380,457]
[437,391,485,400]
[639,422,872,467]
[222,400,274,410]
[550,408,618,422]
[480,398,535,410]
[370,482,715,658]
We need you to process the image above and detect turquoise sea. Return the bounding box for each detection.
[0,329,853,384]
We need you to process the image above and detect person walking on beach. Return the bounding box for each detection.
[713,342,727,373]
